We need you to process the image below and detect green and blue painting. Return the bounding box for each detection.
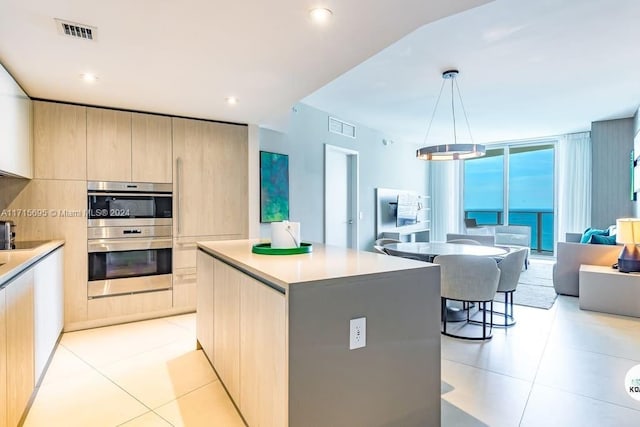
[260,151,289,222]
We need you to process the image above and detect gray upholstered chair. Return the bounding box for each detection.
[494,225,531,269]
[447,238,481,245]
[434,254,501,340]
[373,245,388,254]
[494,248,528,327]
[374,237,402,246]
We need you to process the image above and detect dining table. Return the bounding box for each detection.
[383,242,508,262]
[383,242,509,321]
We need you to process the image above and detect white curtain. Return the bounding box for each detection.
[556,131,591,243]
[430,160,464,242]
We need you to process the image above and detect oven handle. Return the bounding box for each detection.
[88,192,172,198]
[88,237,173,253]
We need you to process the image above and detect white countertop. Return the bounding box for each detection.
[0,240,65,288]
[197,239,435,289]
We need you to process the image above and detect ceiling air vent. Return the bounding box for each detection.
[55,19,96,41]
[329,116,356,139]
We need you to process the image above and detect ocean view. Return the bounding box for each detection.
[466,209,554,252]
[463,144,555,253]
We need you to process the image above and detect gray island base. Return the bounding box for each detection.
[197,239,441,427]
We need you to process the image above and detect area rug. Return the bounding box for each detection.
[494,258,557,309]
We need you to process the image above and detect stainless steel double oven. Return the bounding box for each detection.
[87,181,172,299]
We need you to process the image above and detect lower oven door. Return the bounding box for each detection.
[88,237,172,298]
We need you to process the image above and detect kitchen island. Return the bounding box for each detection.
[197,239,441,427]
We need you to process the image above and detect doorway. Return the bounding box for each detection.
[324,144,359,249]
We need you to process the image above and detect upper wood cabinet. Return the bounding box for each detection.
[33,101,86,180]
[131,113,172,183]
[0,64,32,179]
[87,108,132,182]
[172,118,248,237]
[87,108,172,183]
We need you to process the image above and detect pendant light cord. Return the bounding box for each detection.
[454,78,475,144]
[421,79,446,146]
[451,76,457,145]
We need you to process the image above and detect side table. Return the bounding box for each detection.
[579,264,640,317]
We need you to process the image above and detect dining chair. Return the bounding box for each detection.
[434,254,501,340]
[373,245,388,254]
[374,237,402,246]
[493,248,528,327]
[446,238,481,245]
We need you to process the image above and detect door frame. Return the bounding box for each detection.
[324,144,359,250]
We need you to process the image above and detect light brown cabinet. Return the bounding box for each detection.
[33,101,86,180]
[172,118,248,238]
[173,117,248,313]
[196,250,214,359]
[239,273,286,427]
[5,269,35,427]
[87,109,173,183]
[213,259,241,403]
[197,250,286,427]
[0,287,6,427]
[7,180,88,326]
[131,113,172,183]
[87,108,132,182]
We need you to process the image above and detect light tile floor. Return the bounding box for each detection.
[23,314,245,427]
[23,272,640,426]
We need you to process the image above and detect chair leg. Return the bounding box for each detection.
[482,302,486,340]
[489,301,494,336]
[510,291,514,321]
[504,292,508,328]
[442,297,447,334]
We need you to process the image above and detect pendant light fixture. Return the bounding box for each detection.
[416,69,485,161]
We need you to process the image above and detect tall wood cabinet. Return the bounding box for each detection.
[131,113,172,183]
[87,108,172,183]
[87,108,132,182]
[172,118,248,311]
[33,101,86,180]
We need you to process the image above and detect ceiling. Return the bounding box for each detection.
[304,0,640,145]
[0,0,488,129]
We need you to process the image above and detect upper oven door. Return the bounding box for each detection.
[88,181,172,227]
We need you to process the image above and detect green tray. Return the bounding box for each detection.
[252,242,313,255]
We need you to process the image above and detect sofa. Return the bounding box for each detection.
[552,232,620,296]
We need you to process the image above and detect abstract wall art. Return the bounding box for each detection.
[260,151,290,222]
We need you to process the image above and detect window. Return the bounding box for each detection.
[464,142,555,253]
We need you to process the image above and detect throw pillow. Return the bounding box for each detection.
[590,234,617,245]
[580,227,609,244]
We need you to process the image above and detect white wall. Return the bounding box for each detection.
[258,103,429,250]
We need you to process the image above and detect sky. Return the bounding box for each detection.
[464,148,554,211]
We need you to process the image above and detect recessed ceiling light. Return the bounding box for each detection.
[80,73,98,83]
[226,96,239,105]
[310,8,332,24]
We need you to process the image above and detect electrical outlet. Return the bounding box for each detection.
[349,317,366,350]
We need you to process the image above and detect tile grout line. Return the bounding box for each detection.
[58,343,159,414]
[58,336,200,426]
[517,300,561,426]
[59,328,212,426]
